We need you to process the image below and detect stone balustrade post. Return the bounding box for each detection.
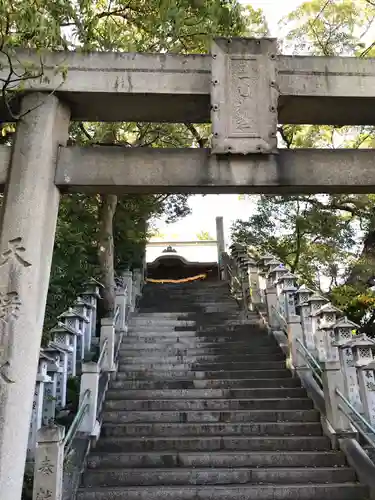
[78,362,99,435]
[42,354,60,425]
[123,270,134,313]
[33,425,65,500]
[316,304,352,435]
[333,318,362,413]
[247,258,262,305]
[266,263,288,329]
[349,335,375,426]
[295,285,314,352]
[281,280,307,371]
[357,359,375,427]
[115,285,127,334]
[308,294,329,358]
[132,268,142,310]
[321,358,352,435]
[100,317,116,373]
[215,216,226,280]
[81,278,103,343]
[265,284,278,330]
[27,357,51,460]
[73,297,93,357]
[238,256,251,311]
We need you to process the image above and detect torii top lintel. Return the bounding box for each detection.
[0,37,374,128]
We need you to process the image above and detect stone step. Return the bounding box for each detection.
[105,387,307,400]
[122,332,273,340]
[109,377,302,390]
[101,421,322,437]
[135,313,191,318]
[117,361,287,371]
[102,409,319,423]
[118,344,282,354]
[118,352,286,361]
[87,450,347,469]
[104,397,313,412]
[114,369,292,380]
[76,483,368,500]
[122,336,277,344]
[126,331,199,338]
[82,466,355,487]
[130,318,196,325]
[94,435,331,453]
[119,340,277,350]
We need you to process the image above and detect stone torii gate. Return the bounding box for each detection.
[0,36,375,498]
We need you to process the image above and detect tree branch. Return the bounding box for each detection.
[184,123,208,148]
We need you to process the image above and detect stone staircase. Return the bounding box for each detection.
[77,281,367,499]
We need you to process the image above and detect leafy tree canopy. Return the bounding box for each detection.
[0,0,268,329]
[233,0,375,334]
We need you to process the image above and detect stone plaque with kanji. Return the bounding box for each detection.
[211,37,278,155]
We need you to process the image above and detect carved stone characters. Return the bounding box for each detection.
[0,237,31,385]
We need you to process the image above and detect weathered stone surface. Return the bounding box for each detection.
[211,37,278,154]
[54,147,375,195]
[77,281,367,500]
[0,93,70,500]
[1,48,375,125]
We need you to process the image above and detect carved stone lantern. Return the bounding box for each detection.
[50,321,79,377]
[306,294,329,355]
[311,303,341,362]
[294,284,314,349]
[258,253,274,269]
[332,318,361,412]
[81,277,103,341]
[295,284,314,309]
[267,263,288,289]
[40,348,60,425]
[343,334,375,425]
[59,307,88,364]
[278,272,298,320]
[43,341,72,410]
[333,317,358,346]
[73,296,94,355]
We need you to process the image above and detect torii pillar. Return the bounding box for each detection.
[0,93,70,499]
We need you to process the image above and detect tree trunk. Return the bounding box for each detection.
[98,193,118,315]
[346,228,375,288]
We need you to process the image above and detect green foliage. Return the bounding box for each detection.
[330,285,375,336]
[279,0,374,56]
[231,0,375,332]
[33,1,266,330]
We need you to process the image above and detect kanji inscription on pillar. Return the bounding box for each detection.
[211,37,278,155]
[0,236,31,385]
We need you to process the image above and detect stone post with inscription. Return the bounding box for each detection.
[215,216,226,280]
[33,425,65,500]
[0,93,70,498]
[27,356,51,460]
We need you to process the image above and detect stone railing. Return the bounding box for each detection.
[27,268,144,500]
[225,243,375,495]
